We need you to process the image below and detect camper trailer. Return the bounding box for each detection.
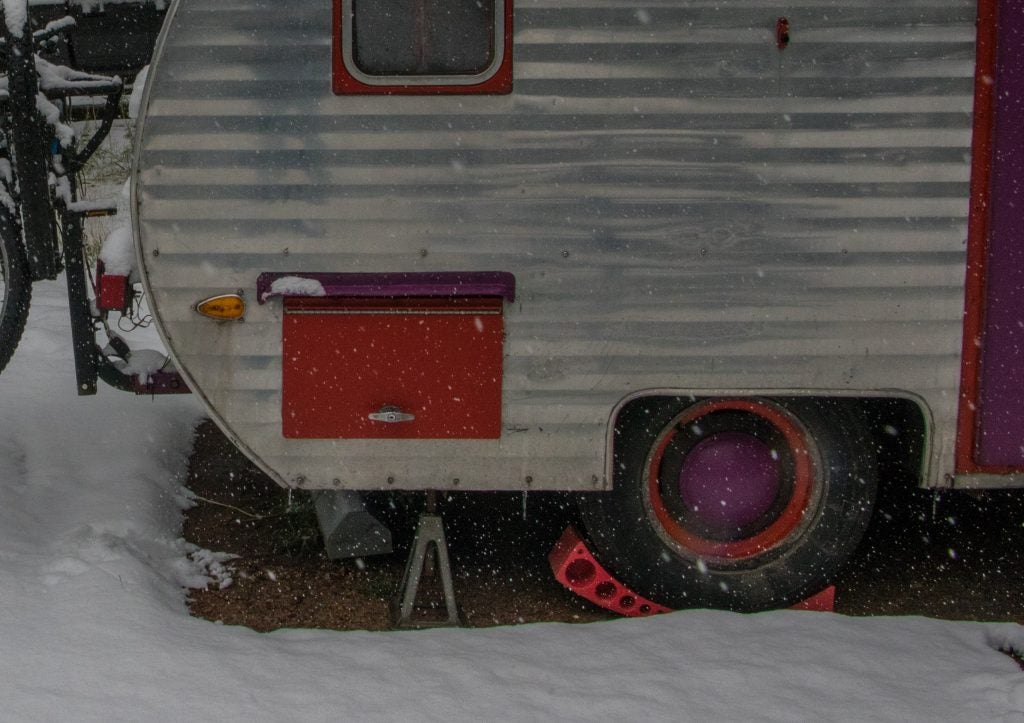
[30,0,1015,611]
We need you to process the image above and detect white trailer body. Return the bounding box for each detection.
[133,0,983,494]
[134,0,1024,610]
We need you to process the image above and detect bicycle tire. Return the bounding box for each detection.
[0,201,31,375]
[3,6,60,281]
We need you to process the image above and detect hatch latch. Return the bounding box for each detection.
[368,405,416,424]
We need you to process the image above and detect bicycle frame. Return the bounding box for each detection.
[0,8,152,395]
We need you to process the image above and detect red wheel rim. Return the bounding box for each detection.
[646,399,816,560]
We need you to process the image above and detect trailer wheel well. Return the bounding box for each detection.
[582,392,931,610]
[842,396,928,492]
[585,394,881,610]
[611,394,928,494]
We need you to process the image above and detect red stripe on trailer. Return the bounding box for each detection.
[956,0,997,473]
[957,0,1024,473]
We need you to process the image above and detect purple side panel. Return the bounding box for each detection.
[256,271,516,304]
[978,0,1024,465]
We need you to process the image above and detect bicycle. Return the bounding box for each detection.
[0,2,147,393]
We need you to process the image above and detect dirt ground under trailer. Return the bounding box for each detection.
[183,420,1024,632]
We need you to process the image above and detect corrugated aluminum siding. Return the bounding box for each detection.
[134,0,975,490]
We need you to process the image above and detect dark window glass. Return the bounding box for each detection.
[352,0,495,76]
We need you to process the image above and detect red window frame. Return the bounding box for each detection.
[332,0,513,95]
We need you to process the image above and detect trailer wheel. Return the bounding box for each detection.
[0,204,31,376]
[578,397,877,611]
[4,7,60,281]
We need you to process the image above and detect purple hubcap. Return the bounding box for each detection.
[678,431,781,530]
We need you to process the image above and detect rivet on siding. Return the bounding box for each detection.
[294,475,305,485]
[525,475,533,486]
[561,250,570,258]
[419,248,428,257]
[452,478,460,486]
[592,475,600,485]
[331,478,341,486]
[387,476,395,485]
[283,247,289,255]
[699,247,708,257]
[152,249,159,257]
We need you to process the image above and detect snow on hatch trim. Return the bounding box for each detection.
[263,275,326,303]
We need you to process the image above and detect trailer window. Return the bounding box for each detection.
[333,0,513,94]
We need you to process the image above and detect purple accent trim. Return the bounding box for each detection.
[256,271,515,304]
[678,432,780,530]
[977,0,1024,465]
[132,370,190,395]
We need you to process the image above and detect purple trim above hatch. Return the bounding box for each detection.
[256,271,516,304]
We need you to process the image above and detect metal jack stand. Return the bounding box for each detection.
[392,492,462,628]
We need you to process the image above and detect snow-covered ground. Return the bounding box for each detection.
[0,280,1023,721]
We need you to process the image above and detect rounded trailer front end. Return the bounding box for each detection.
[134,0,977,610]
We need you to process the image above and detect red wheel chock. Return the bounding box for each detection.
[549,527,671,617]
[789,584,835,612]
[549,526,835,616]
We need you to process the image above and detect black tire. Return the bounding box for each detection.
[578,396,877,611]
[0,203,31,375]
[4,9,59,281]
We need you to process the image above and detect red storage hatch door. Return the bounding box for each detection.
[282,297,504,439]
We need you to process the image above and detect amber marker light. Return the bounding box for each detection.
[195,294,245,321]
